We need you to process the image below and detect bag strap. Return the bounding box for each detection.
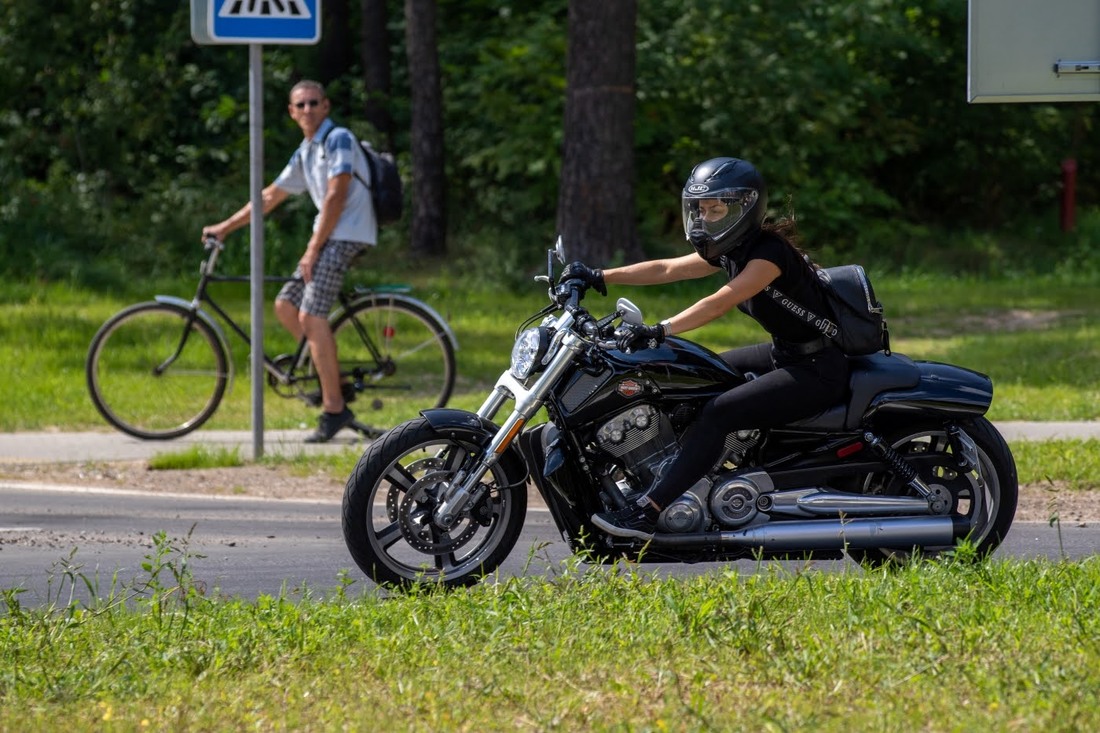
[763,284,839,339]
[318,125,372,191]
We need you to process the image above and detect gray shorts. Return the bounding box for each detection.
[276,239,369,317]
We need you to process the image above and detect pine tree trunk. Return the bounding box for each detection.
[556,0,640,266]
[359,0,394,150]
[319,0,354,88]
[404,0,447,257]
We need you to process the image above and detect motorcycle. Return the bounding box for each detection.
[342,240,1018,588]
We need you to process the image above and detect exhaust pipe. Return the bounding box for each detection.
[651,515,971,551]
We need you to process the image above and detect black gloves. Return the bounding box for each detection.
[559,261,607,296]
[616,322,665,353]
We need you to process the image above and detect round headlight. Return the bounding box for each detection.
[510,327,549,379]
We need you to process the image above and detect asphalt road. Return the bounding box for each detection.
[1,422,1098,606]
[1,483,1097,607]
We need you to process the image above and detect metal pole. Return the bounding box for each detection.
[248,44,265,460]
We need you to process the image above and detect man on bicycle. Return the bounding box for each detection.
[202,80,375,443]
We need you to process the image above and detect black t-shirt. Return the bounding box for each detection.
[714,232,832,343]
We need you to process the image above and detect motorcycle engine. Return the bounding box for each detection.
[594,405,768,533]
[594,404,678,491]
[657,470,774,533]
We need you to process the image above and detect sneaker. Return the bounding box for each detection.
[591,502,659,540]
[304,407,355,443]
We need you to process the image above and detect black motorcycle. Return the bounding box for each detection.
[342,241,1018,588]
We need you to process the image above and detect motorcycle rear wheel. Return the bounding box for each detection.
[342,417,528,589]
[849,417,1018,566]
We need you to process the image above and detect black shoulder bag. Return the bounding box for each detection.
[767,264,890,356]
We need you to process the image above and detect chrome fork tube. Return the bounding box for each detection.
[433,328,583,528]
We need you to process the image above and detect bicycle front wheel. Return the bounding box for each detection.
[86,302,229,439]
[327,296,456,426]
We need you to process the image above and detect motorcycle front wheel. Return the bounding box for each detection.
[850,417,1018,566]
[342,417,528,589]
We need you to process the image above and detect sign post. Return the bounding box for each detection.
[190,0,321,459]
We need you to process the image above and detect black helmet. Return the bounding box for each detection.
[681,157,768,261]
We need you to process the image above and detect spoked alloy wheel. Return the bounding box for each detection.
[850,417,1018,566]
[342,418,527,589]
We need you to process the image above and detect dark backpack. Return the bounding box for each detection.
[354,141,404,226]
[320,127,404,226]
[768,264,890,356]
[815,265,890,356]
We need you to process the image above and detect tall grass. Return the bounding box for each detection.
[2,535,1098,731]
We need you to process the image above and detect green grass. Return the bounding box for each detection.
[1012,439,1100,490]
[145,445,245,471]
[2,537,1099,731]
[4,271,1100,432]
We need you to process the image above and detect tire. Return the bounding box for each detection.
[86,302,228,440]
[342,417,527,589]
[849,417,1018,566]
[323,297,456,428]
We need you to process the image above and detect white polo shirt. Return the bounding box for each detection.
[273,118,377,245]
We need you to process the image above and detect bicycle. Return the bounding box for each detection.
[86,236,458,440]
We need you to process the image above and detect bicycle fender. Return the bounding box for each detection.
[339,292,459,350]
[154,295,235,385]
[420,408,530,489]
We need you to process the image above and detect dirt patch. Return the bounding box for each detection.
[2,460,1096,526]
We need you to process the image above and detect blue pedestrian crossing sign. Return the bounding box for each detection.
[191,0,321,45]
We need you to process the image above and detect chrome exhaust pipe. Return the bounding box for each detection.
[652,515,970,550]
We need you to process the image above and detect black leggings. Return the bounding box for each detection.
[645,342,850,509]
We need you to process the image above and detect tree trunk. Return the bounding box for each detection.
[359,0,394,150]
[556,0,640,266]
[319,0,355,88]
[404,0,447,257]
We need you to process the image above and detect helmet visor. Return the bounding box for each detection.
[682,188,760,242]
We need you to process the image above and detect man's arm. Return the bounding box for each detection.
[298,172,352,281]
[202,184,290,242]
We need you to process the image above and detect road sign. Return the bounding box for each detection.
[968,0,1100,103]
[191,0,321,45]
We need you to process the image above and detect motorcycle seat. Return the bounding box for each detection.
[788,352,922,432]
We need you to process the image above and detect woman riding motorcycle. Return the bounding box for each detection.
[561,157,852,539]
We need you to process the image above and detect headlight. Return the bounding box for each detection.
[510,326,550,379]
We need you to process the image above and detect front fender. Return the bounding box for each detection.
[420,408,530,490]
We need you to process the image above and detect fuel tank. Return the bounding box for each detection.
[554,337,742,425]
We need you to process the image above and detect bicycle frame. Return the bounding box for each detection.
[167,239,456,398]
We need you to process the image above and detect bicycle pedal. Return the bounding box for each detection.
[342,382,358,404]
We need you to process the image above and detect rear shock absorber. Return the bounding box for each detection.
[864,431,934,500]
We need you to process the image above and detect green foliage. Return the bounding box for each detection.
[0,0,1097,282]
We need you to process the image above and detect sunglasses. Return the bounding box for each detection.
[294,99,322,109]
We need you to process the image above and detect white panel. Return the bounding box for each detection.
[968,0,1100,103]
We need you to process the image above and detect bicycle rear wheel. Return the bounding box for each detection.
[86,302,228,439]
[325,295,456,427]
